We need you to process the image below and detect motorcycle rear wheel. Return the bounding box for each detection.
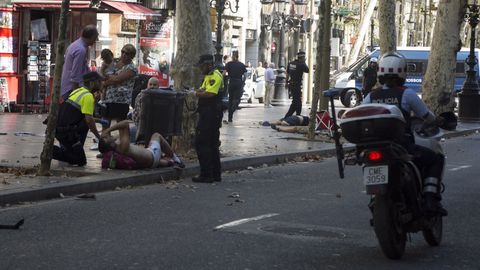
[422,215,443,246]
[373,194,406,260]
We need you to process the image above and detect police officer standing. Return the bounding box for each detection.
[285,51,309,119]
[192,54,224,183]
[224,52,247,123]
[362,57,378,97]
[53,72,103,166]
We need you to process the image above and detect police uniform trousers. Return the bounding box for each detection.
[285,82,302,118]
[227,78,244,122]
[53,120,89,166]
[195,101,224,178]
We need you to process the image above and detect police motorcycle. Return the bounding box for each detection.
[323,88,457,260]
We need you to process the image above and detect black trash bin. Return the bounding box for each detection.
[136,88,185,143]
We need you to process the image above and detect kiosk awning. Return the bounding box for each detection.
[101,1,161,20]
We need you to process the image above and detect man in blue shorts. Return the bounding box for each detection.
[99,120,184,169]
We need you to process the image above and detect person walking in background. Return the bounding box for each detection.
[53,72,103,166]
[264,63,276,108]
[192,54,224,183]
[362,57,379,97]
[61,25,99,100]
[103,44,137,123]
[255,61,265,81]
[284,51,309,118]
[224,52,247,123]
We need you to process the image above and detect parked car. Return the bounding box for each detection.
[241,71,266,103]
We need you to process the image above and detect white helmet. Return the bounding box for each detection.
[370,57,378,63]
[378,52,407,80]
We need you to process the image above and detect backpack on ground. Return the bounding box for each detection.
[101,151,138,170]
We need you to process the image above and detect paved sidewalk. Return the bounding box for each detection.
[0,103,479,205]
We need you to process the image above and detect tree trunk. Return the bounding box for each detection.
[308,0,331,140]
[397,0,408,47]
[378,0,397,54]
[347,0,377,66]
[422,0,466,114]
[37,0,70,176]
[171,0,213,157]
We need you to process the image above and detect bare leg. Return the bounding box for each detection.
[150,133,174,158]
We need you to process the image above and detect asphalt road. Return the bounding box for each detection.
[0,133,479,270]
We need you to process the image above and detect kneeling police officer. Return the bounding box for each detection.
[53,72,103,166]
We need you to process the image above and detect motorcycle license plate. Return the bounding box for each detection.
[363,165,388,185]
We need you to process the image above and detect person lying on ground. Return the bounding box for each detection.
[99,120,184,169]
[270,115,310,129]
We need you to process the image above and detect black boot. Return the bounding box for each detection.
[423,193,448,217]
[423,177,447,216]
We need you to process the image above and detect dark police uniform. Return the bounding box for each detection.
[53,86,95,166]
[285,57,309,118]
[365,86,444,184]
[195,67,224,181]
[362,65,378,97]
[225,60,247,122]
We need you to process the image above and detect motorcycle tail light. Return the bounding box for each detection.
[367,151,383,161]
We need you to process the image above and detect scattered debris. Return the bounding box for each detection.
[14,132,38,136]
[76,193,96,200]
[59,193,65,198]
[228,192,240,198]
[115,186,122,191]
[0,218,24,230]
[336,193,342,198]
[247,166,254,170]
[0,132,7,135]
[234,199,245,203]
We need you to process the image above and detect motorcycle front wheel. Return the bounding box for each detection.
[422,215,443,246]
[373,194,407,260]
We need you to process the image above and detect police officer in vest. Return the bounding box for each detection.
[192,54,224,183]
[285,51,309,119]
[363,52,447,216]
[53,72,103,166]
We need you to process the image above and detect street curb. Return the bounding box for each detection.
[0,146,354,206]
[0,127,477,206]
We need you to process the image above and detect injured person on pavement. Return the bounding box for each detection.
[98,120,184,169]
[270,115,311,133]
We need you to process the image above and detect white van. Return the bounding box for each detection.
[331,47,479,107]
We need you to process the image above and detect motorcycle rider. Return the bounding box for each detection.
[362,51,447,216]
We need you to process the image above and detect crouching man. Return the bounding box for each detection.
[53,72,103,166]
[99,120,184,169]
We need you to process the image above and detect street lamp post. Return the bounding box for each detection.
[458,1,480,122]
[210,0,239,67]
[261,0,307,106]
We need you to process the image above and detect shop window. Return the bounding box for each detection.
[30,10,52,42]
[121,18,137,33]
